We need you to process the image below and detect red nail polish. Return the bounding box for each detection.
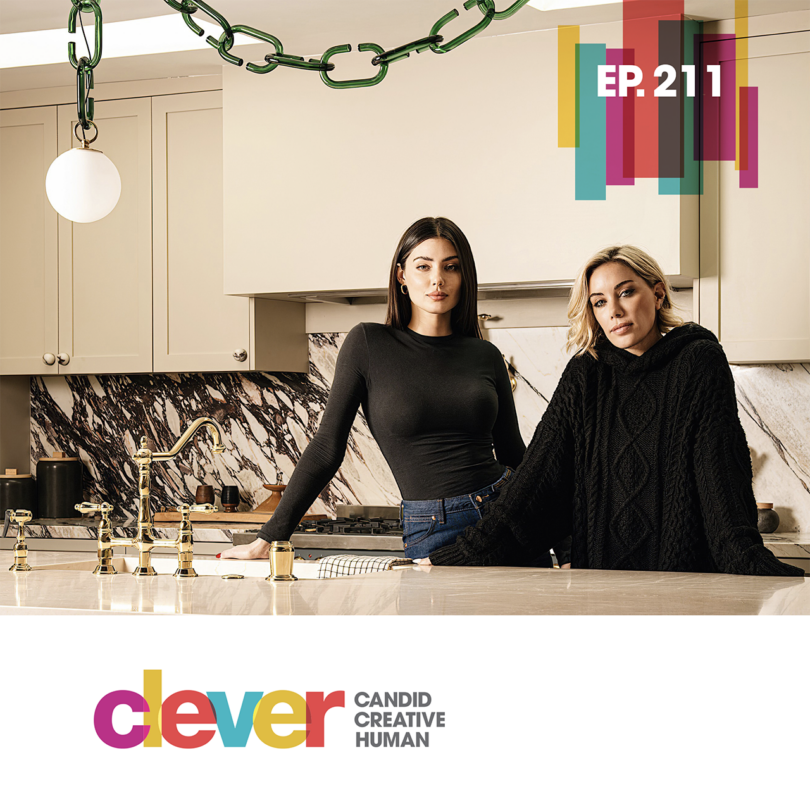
[216,553,221,558]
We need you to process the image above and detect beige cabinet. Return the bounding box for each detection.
[0,84,307,376]
[57,98,153,374]
[223,28,698,298]
[152,91,306,373]
[0,107,59,375]
[700,26,810,363]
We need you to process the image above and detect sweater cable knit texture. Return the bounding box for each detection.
[429,323,803,577]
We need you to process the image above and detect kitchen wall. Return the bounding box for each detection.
[31,327,810,532]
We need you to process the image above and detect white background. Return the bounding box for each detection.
[2,615,805,809]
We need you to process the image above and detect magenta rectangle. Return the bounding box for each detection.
[740,87,758,188]
[606,48,634,185]
[700,34,736,162]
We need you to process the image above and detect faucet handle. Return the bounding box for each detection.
[7,509,33,527]
[176,503,217,518]
[75,502,113,518]
[7,509,34,572]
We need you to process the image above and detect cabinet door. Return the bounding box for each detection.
[0,107,58,375]
[57,98,152,374]
[152,91,250,372]
[704,31,810,363]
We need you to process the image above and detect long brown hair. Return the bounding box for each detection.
[385,217,482,338]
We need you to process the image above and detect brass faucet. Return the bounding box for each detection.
[6,509,33,572]
[76,500,217,577]
[131,417,225,576]
[75,416,226,578]
[174,503,216,577]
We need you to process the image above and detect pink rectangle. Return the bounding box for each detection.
[606,48,634,185]
[740,87,758,188]
[700,35,736,162]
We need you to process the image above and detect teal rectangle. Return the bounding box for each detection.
[660,21,704,196]
[575,43,607,201]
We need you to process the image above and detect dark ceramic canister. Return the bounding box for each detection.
[756,502,780,534]
[221,485,240,513]
[37,452,83,519]
[0,468,38,520]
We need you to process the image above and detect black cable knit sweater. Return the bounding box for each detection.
[429,324,804,576]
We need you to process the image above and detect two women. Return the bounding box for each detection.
[422,245,803,577]
[222,217,536,564]
[225,219,801,578]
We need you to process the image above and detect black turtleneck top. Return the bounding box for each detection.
[257,323,525,543]
[430,323,804,577]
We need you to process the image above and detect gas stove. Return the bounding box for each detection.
[233,505,406,557]
[295,517,403,536]
[295,504,402,536]
[285,505,405,557]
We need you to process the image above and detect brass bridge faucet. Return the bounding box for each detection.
[75,500,217,577]
[75,417,226,578]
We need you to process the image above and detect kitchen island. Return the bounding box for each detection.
[0,550,807,615]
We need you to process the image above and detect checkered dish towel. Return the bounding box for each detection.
[318,554,414,579]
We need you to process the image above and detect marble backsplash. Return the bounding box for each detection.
[30,328,810,532]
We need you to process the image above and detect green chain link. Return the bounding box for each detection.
[320,43,388,89]
[68,0,102,69]
[160,0,533,89]
[67,0,103,131]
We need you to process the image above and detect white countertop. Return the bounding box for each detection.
[1,549,807,615]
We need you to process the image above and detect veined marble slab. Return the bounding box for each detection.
[30,331,810,538]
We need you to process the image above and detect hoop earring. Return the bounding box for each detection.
[401,284,408,295]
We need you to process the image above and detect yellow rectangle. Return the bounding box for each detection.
[735,0,749,169]
[558,25,580,148]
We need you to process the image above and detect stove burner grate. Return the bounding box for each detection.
[298,517,403,536]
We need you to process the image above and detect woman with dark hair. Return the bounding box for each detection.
[417,245,804,577]
[221,216,535,563]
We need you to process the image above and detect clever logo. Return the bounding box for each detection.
[94,670,344,749]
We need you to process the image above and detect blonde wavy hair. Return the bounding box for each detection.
[566,245,683,359]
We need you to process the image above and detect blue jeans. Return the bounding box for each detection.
[401,468,514,560]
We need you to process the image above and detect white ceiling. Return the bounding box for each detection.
[2,0,809,93]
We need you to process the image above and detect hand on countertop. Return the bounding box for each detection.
[560,563,571,569]
[217,537,270,560]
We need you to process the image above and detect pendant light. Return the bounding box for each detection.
[45,0,120,223]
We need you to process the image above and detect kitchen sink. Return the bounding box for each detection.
[33,556,322,579]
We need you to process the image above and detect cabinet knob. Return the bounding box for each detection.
[233,349,247,362]
[43,353,56,366]
[57,353,70,366]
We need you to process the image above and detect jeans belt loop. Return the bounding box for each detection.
[438,499,446,524]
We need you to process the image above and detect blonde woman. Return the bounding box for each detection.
[418,246,803,576]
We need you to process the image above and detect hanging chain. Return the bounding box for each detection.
[161,0,533,89]
[68,0,103,131]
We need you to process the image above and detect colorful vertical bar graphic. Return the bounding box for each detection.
[658,19,685,181]
[623,0,685,178]
[739,86,758,188]
[556,3,758,198]
[606,49,634,186]
[700,34,736,162]
[660,20,703,195]
[558,26,580,148]
[575,43,607,201]
[735,0,749,170]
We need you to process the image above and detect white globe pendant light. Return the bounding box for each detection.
[47,0,120,223]
[46,122,121,223]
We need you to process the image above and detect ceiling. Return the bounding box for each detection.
[2,0,809,93]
